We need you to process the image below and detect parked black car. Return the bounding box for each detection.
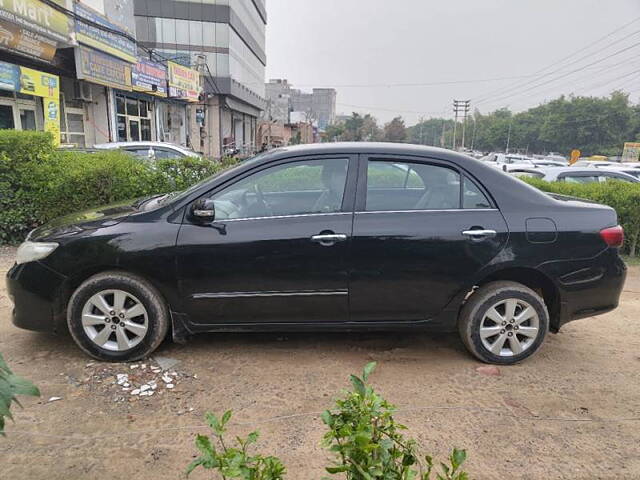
[7,143,626,364]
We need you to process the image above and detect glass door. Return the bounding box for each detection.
[0,104,15,129]
[128,119,140,141]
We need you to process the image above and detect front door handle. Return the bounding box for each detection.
[311,233,348,246]
[462,229,497,239]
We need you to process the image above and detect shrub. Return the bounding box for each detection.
[322,362,468,480]
[521,178,640,256]
[0,352,40,436]
[187,410,286,479]
[0,131,237,244]
[188,363,470,480]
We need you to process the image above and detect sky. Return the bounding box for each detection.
[265,0,640,125]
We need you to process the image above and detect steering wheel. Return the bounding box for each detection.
[254,184,273,216]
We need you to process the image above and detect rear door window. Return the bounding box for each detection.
[366,160,460,211]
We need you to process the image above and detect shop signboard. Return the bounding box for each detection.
[0,18,57,60]
[0,60,60,144]
[75,46,132,91]
[0,0,71,43]
[168,61,200,102]
[0,60,19,91]
[132,59,167,97]
[74,3,137,64]
[622,142,640,162]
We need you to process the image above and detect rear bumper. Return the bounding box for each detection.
[541,249,627,330]
[6,261,67,334]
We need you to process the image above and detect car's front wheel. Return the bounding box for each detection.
[67,272,169,362]
[458,281,549,364]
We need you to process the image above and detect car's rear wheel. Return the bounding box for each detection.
[458,281,549,364]
[67,272,169,362]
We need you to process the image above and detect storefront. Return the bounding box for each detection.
[0,60,60,142]
[115,92,154,142]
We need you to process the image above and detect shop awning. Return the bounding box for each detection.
[225,97,261,118]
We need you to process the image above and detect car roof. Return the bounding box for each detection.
[543,167,639,181]
[94,141,185,150]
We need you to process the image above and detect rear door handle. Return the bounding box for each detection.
[311,234,348,246]
[462,229,497,238]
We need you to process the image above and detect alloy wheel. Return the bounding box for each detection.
[479,298,540,357]
[81,289,149,352]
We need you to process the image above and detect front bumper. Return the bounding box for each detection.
[6,261,67,334]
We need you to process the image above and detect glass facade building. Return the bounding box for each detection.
[134,0,267,155]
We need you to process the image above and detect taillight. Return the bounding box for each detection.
[600,225,624,248]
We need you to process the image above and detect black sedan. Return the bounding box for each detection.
[7,143,626,364]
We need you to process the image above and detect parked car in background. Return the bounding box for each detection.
[481,152,537,168]
[538,167,640,183]
[8,143,626,365]
[544,152,568,165]
[571,160,620,168]
[93,142,201,160]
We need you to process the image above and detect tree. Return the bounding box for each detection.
[382,116,407,143]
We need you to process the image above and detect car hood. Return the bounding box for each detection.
[29,199,140,241]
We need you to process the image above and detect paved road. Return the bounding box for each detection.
[1,246,639,479]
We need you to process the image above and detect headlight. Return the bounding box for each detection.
[16,241,59,265]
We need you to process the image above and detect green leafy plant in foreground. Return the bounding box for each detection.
[321,362,468,480]
[0,352,40,436]
[187,410,286,479]
[188,363,469,479]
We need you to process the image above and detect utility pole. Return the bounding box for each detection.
[453,100,470,151]
[470,115,477,151]
[505,116,513,154]
[441,120,446,147]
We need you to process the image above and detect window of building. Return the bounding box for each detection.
[60,93,86,147]
[115,93,153,142]
[0,92,41,132]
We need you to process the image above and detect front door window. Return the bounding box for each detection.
[210,159,349,220]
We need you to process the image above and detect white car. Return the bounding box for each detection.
[93,141,201,160]
[509,166,639,183]
[480,152,540,170]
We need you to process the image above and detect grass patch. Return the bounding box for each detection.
[622,255,640,266]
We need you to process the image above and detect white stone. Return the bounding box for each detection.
[47,396,62,403]
[140,385,151,392]
[166,384,174,389]
[131,389,140,395]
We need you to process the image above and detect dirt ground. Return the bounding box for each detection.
[1,246,639,480]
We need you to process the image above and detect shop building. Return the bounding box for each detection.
[134,0,267,157]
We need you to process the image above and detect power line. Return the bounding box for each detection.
[476,40,640,108]
[474,17,640,105]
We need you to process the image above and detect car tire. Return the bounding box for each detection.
[67,271,169,362]
[458,281,549,365]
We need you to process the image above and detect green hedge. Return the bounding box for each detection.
[0,130,235,244]
[522,177,640,256]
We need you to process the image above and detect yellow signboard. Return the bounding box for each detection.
[0,0,71,43]
[622,142,640,162]
[570,149,581,165]
[13,64,60,145]
[168,61,200,102]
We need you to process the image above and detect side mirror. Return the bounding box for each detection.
[191,198,215,224]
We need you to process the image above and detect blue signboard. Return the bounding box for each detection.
[132,59,168,97]
[0,61,20,92]
[75,3,137,63]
